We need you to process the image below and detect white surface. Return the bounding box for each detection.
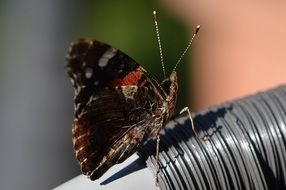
[54,154,159,190]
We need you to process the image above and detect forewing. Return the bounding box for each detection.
[66,39,139,117]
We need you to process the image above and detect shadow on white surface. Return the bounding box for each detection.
[54,154,159,190]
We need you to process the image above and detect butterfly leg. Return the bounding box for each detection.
[180,107,204,139]
[155,134,160,186]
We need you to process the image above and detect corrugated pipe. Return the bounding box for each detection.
[138,85,286,190]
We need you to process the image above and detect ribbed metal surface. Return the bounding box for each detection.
[138,85,286,190]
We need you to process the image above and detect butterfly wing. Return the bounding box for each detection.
[66,39,167,180]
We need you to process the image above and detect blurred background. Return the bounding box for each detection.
[1,0,286,189]
[161,0,286,108]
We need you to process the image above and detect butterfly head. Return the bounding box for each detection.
[160,71,178,120]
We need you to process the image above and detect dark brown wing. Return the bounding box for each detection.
[73,83,165,180]
[66,39,167,180]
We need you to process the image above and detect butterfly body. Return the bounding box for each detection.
[66,39,178,180]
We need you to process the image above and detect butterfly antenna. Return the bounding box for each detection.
[172,25,200,72]
[153,10,166,78]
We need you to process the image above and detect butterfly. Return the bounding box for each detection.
[65,38,178,180]
[65,11,200,181]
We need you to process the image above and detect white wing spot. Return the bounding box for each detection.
[68,47,73,53]
[85,67,93,79]
[70,78,75,85]
[98,48,117,68]
[121,86,138,100]
[87,40,93,47]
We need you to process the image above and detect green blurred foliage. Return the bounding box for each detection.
[73,1,192,112]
